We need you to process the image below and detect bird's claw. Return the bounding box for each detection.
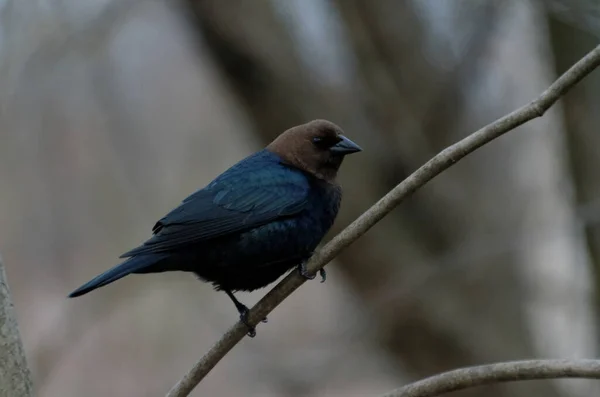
[239,307,256,338]
[299,262,326,283]
[226,290,266,336]
[299,261,315,279]
[238,306,268,337]
[319,268,326,283]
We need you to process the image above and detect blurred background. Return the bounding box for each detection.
[1,0,600,396]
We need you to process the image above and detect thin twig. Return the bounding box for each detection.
[379,359,600,397]
[166,44,600,397]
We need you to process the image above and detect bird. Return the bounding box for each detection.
[68,119,361,336]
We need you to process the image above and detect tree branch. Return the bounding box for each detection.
[0,255,33,396]
[379,359,600,397]
[166,44,600,397]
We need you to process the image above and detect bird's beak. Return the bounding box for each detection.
[329,135,362,155]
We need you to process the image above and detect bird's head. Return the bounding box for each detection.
[267,119,362,182]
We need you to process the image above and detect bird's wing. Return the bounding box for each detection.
[119,166,309,257]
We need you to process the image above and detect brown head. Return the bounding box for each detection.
[266,119,362,182]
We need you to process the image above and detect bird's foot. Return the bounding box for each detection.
[238,306,256,338]
[298,262,326,283]
[225,289,266,337]
[238,308,267,336]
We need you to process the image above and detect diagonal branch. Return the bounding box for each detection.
[379,359,600,397]
[166,44,600,397]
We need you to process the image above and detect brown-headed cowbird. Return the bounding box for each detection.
[69,119,361,336]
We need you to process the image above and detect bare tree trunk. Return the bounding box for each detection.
[0,255,33,397]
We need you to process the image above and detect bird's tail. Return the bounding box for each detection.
[68,253,168,298]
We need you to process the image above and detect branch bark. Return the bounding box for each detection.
[379,359,600,397]
[166,44,600,397]
[0,255,33,397]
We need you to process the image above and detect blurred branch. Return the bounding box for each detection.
[379,359,600,397]
[0,255,33,397]
[182,0,313,135]
[166,44,600,397]
[544,0,600,37]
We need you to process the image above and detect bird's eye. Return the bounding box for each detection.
[312,134,340,149]
[312,136,330,150]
